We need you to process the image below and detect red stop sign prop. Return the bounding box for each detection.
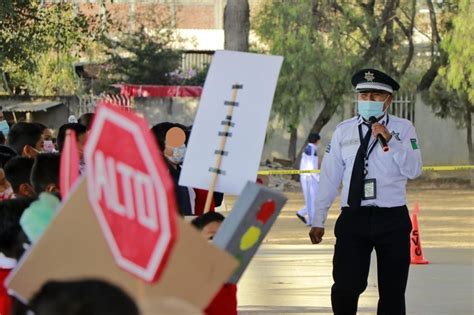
[84,102,178,282]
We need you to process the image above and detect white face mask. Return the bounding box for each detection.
[166,144,186,164]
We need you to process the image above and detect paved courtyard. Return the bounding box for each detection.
[224,184,474,314]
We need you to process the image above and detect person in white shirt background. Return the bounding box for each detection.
[296,132,320,226]
[308,68,422,315]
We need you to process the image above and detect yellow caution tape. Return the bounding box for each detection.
[257,165,474,175]
[421,165,474,171]
[257,169,320,175]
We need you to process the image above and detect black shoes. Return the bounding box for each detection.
[296,213,307,224]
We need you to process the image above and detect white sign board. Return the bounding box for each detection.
[179,50,283,195]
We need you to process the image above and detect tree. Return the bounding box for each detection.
[443,0,474,106]
[103,26,182,85]
[254,1,350,160]
[0,1,102,95]
[23,52,83,96]
[224,0,250,51]
[426,0,473,172]
[416,0,458,91]
[255,0,422,162]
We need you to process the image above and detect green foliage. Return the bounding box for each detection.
[254,0,433,132]
[1,0,43,71]
[423,0,473,163]
[24,52,83,96]
[183,65,210,86]
[425,0,473,126]
[0,1,103,94]
[254,0,459,161]
[254,1,351,129]
[426,75,469,128]
[103,26,182,85]
[442,0,474,103]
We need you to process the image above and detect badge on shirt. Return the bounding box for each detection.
[391,131,400,141]
[362,178,376,200]
[325,144,331,153]
[410,138,419,150]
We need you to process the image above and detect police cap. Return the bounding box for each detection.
[351,69,400,94]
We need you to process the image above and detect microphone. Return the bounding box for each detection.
[369,116,389,152]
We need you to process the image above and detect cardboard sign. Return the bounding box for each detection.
[7,179,238,313]
[84,102,178,282]
[213,181,287,283]
[179,50,283,195]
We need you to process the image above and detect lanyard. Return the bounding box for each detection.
[357,115,390,176]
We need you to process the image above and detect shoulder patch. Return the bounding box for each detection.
[410,138,419,150]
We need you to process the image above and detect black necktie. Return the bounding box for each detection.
[347,124,372,208]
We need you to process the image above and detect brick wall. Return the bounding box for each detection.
[46,0,266,30]
[176,5,215,29]
[73,1,217,30]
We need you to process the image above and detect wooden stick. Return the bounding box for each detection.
[203,84,240,213]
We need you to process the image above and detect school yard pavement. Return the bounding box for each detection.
[221,185,474,315]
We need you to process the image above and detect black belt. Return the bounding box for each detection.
[342,205,407,214]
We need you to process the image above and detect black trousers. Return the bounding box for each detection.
[331,205,412,315]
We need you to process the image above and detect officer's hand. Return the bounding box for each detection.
[372,123,392,142]
[309,227,325,244]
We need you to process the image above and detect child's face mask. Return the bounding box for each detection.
[166,144,186,164]
[0,120,10,137]
[0,186,13,200]
[43,140,56,153]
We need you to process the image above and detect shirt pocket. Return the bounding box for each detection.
[340,142,358,167]
[370,143,398,176]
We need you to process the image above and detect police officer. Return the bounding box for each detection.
[296,132,320,226]
[309,69,422,315]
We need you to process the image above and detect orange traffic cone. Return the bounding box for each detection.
[410,201,429,264]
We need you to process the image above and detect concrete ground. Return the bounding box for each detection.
[222,185,474,315]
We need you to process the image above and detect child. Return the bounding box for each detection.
[78,112,95,131]
[26,279,140,315]
[296,132,321,226]
[191,212,237,315]
[4,157,35,198]
[57,123,87,154]
[57,123,87,174]
[0,168,13,201]
[151,122,223,216]
[20,153,61,243]
[7,122,44,158]
[30,153,60,195]
[0,198,35,315]
[191,212,225,240]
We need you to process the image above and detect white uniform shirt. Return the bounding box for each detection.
[300,143,319,181]
[312,114,423,228]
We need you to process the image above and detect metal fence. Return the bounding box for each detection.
[389,93,416,124]
[74,94,134,117]
[181,50,214,72]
